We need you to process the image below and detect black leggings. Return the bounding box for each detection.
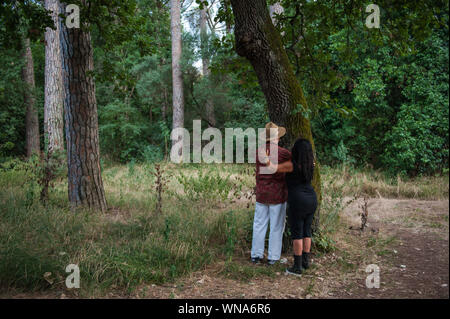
[288,209,314,239]
[287,185,317,239]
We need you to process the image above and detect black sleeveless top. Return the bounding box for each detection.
[286,159,317,215]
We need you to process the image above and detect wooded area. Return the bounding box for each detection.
[1,0,448,175]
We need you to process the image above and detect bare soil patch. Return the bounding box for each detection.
[330,198,449,298]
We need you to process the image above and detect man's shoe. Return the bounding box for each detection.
[267,259,277,265]
[251,257,262,264]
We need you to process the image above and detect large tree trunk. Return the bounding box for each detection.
[22,38,40,158]
[60,2,107,212]
[170,0,185,146]
[200,6,215,127]
[44,0,64,155]
[229,0,322,227]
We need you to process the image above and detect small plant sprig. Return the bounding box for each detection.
[244,187,256,209]
[153,164,171,214]
[230,175,244,201]
[348,193,373,233]
[229,166,256,208]
[38,151,54,205]
[359,196,369,231]
[38,150,65,205]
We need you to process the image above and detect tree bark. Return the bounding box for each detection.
[171,0,185,147]
[229,0,322,226]
[60,2,107,212]
[44,0,65,155]
[22,38,40,158]
[200,5,215,127]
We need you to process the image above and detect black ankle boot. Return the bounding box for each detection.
[302,252,310,270]
[286,255,302,276]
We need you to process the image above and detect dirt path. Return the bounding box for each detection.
[331,225,448,298]
[331,198,449,298]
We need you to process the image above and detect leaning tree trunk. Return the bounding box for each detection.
[60,2,107,212]
[229,0,322,228]
[22,38,40,158]
[170,0,185,147]
[200,6,215,127]
[44,0,64,155]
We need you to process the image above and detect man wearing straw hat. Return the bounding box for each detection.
[251,122,292,265]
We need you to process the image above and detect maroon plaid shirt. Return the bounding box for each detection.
[255,143,291,205]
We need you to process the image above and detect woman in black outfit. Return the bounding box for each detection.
[285,139,317,275]
[266,138,317,276]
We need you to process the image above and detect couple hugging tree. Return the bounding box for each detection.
[252,122,317,276]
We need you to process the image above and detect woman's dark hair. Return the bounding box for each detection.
[291,138,314,183]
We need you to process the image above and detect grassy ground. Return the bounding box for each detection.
[0,161,448,297]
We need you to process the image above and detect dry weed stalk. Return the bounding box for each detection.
[359,196,369,231]
[154,164,170,214]
[230,166,256,208]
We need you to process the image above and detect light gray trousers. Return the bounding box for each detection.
[251,201,286,261]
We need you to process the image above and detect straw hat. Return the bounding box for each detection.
[259,122,286,142]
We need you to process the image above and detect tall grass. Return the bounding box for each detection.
[321,165,449,200]
[0,195,226,294]
[0,163,255,296]
[0,160,447,295]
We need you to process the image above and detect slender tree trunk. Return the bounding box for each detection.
[60,2,107,212]
[200,6,215,127]
[44,0,64,155]
[22,38,40,158]
[171,0,185,147]
[229,0,322,227]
